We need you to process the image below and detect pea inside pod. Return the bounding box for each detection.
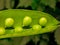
[0,27,5,35]
[23,16,32,26]
[39,17,47,26]
[5,18,14,27]
[14,26,23,32]
[32,25,42,31]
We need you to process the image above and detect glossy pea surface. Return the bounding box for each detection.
[39,17,47,26]
[32,25,42,31]
[23,16,32,26]
[0,27,5,35]
[5,18,14,27]
[14,26,23,32]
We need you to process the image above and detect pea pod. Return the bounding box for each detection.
[0,9,59,39]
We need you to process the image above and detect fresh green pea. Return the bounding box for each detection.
[32,25,42,31]
[5,18,14,27]
[39,17,47,26]
[0,27,5,35]
[14,26,23,32]
[23,16,32,26]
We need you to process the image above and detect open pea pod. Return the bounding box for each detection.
[0,9,59,39]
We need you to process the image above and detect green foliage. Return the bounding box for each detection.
[0,0,58,11]
[17,0,32,8]
[31,0,56,11]
[40,0,56,9]
[31,0,46,11]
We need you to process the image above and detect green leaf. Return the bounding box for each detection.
[37,3,45,11]
[11,36,31,45]
[55,26,60,45]
[39,40,48,45]
[40,0,56,9]
[0,9,59,39]
[31,0,45,11]
[31,35,40,45]
[5,0,15,9]
[17,0,32,8]
[31,0,40,10]
[0,0,4,10]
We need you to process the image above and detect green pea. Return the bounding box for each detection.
[5,18,14,27]
[32,25,42,31]
[0,27,5,35]
[23,16,32,26]
[14,26,23,32]
[39,17,47,26]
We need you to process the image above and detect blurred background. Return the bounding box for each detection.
[0,0,60,45]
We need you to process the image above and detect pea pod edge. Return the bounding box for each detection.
[0,9,59,39]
